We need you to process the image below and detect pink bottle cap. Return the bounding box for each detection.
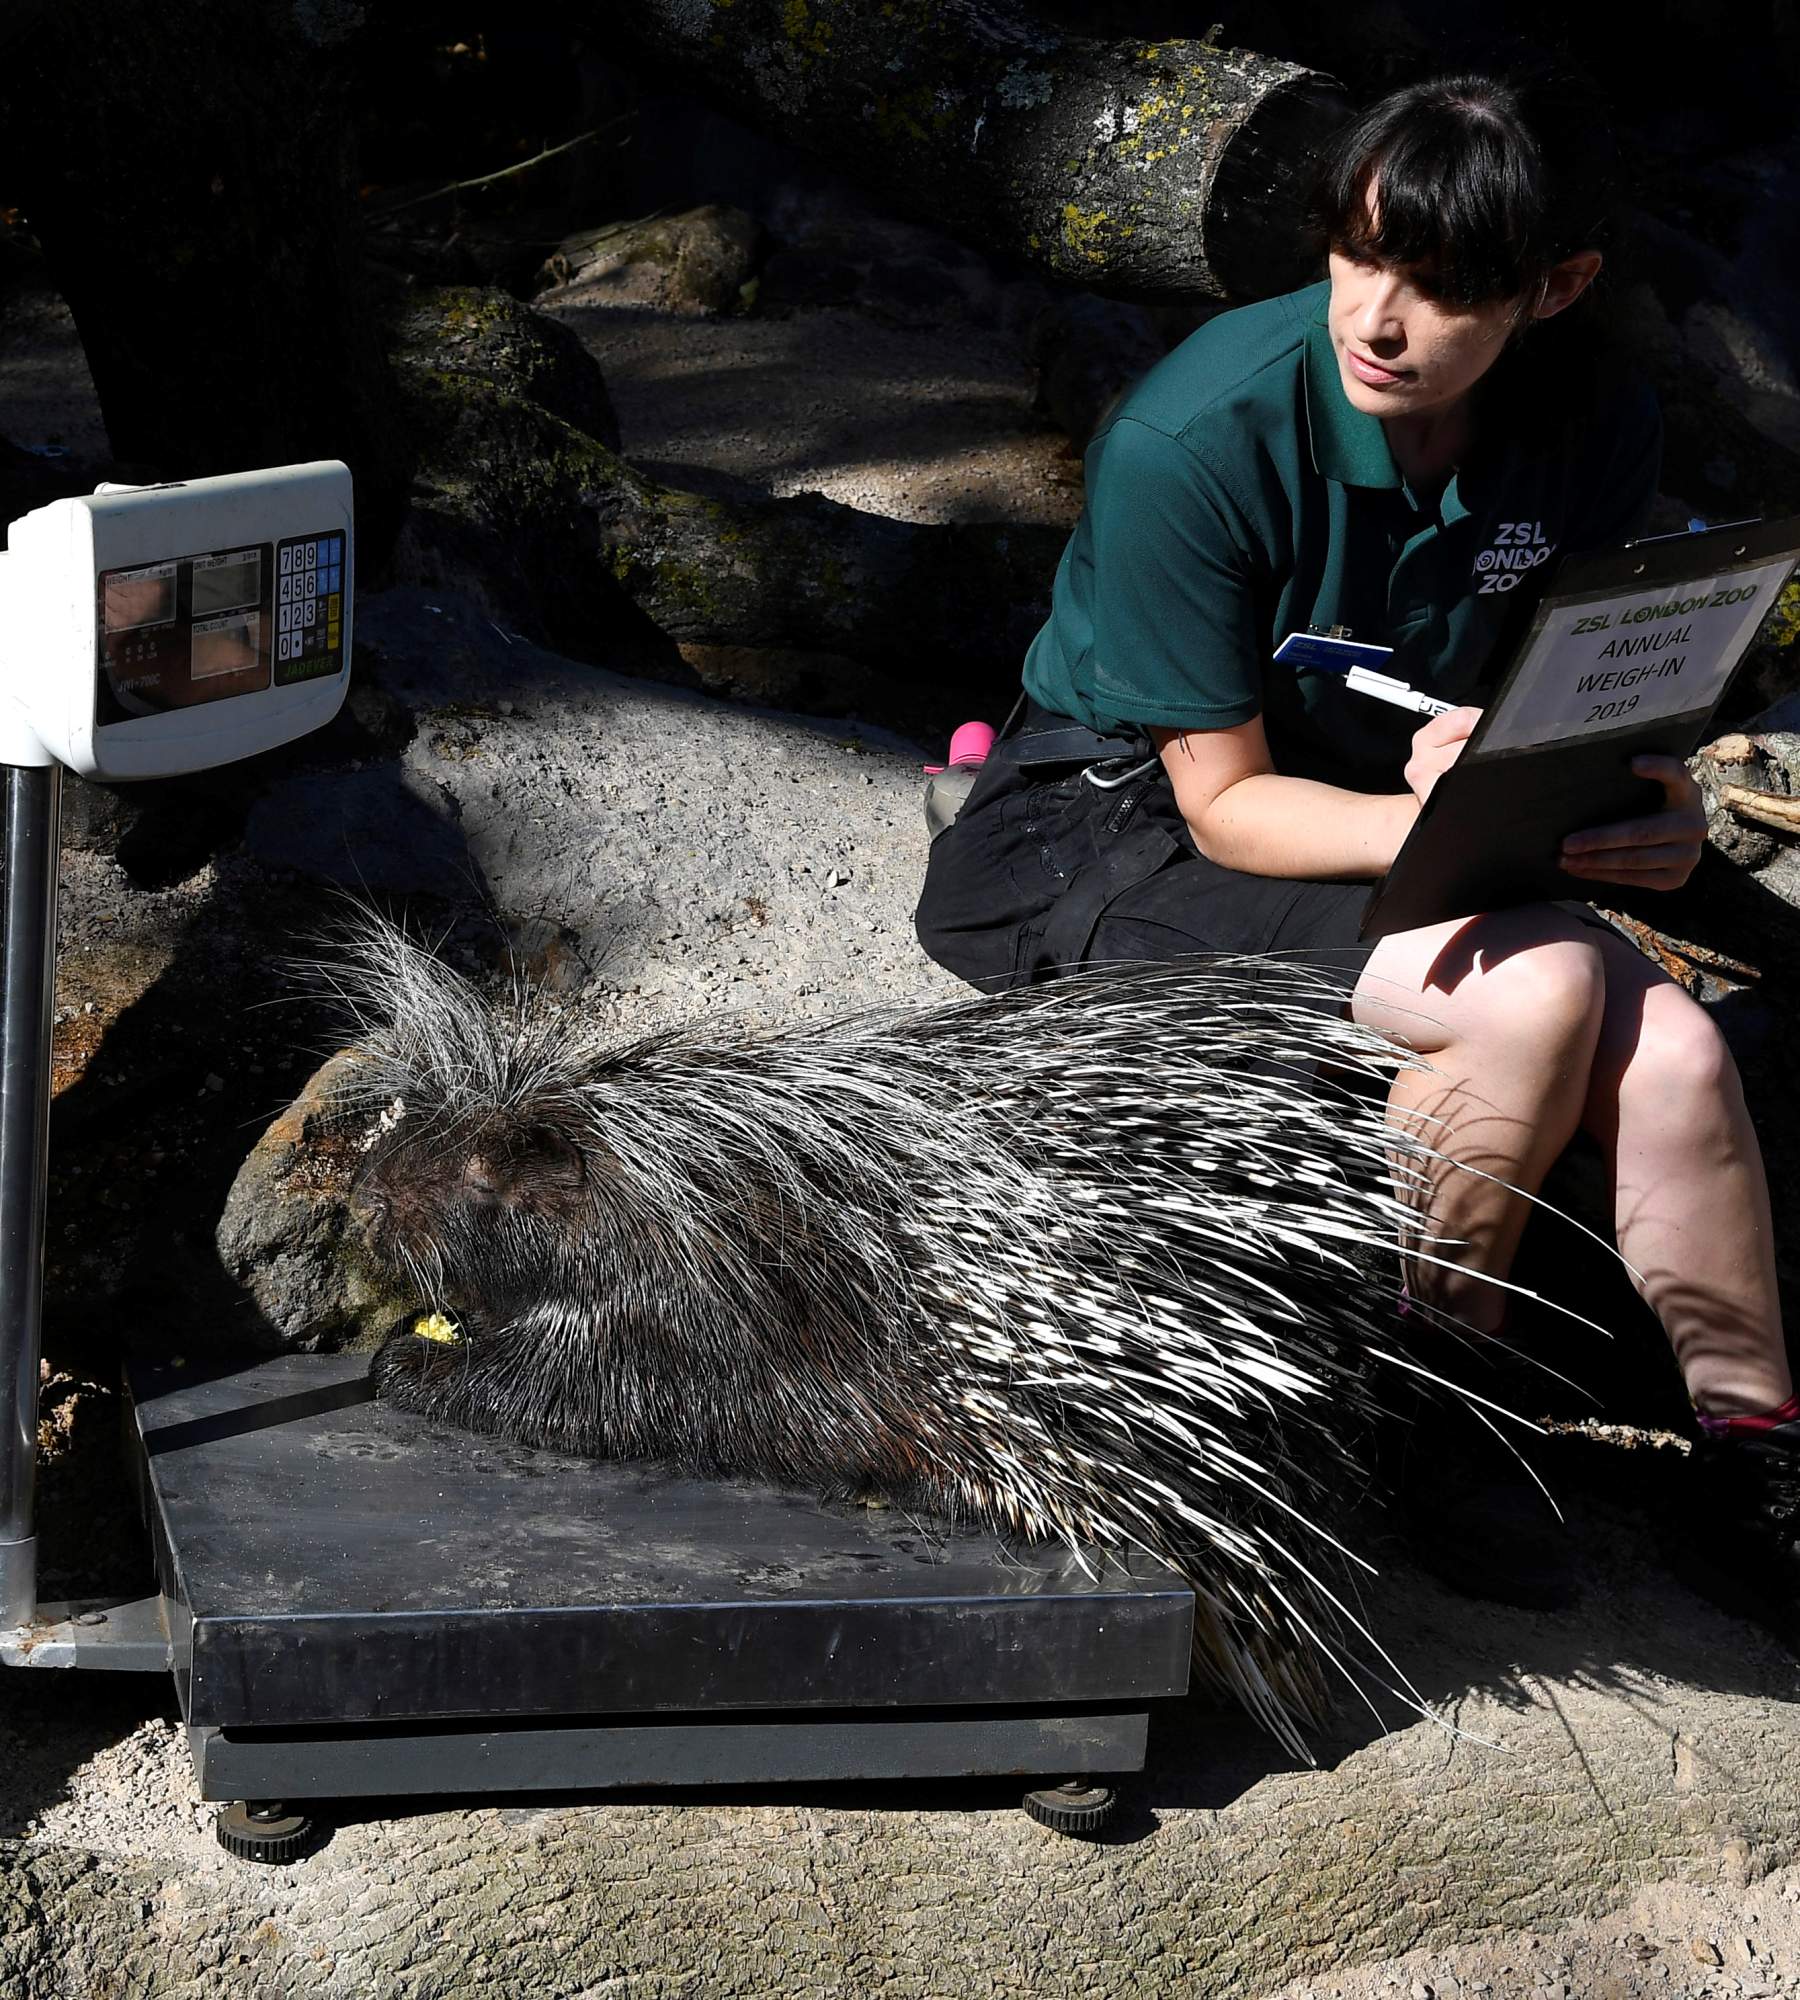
[924,719,996,776]
[947,720,995,766]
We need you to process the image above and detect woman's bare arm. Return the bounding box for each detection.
[1151,709,1481,882]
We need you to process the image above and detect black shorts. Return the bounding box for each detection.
[914,718,1377,1006]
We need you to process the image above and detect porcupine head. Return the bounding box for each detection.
[341,915,961,1499]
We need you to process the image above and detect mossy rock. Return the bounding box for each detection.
[379,283,1061,701]
[384,285,648,646]
[389,285,620,452]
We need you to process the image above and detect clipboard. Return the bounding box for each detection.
[1359,515,1800,940]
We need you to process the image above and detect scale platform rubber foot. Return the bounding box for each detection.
[1021,1779,1117,1837]
[215,1800,320,1866]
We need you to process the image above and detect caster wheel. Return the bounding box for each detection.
[1022,1779,1117,1837]
[215,1800,319,1865]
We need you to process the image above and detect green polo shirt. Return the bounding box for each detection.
[1022,280,1662,789]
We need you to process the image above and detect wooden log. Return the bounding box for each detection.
[1720,781,1800,834]
[608,0,1349,301]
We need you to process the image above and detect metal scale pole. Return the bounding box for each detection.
[0,760,61,1630]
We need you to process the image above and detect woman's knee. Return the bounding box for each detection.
[1478,931,1607,1040]
[1607,983,1741,1117]
[1360,912,1608,1058]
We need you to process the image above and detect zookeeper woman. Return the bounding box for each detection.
[914,70,1800,1595]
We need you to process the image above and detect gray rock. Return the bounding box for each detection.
[347,587,956,1025]
[1684,299,1799,401]
[1029,291,1170,449]
[753,183,1022,332]
[1612,272,1800,519]
[1682,301,1800,458]
[212,1048,408,1351]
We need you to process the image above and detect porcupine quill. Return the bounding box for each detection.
[323,910,1581,1756]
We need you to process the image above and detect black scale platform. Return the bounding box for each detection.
[127,1353,1194,1804]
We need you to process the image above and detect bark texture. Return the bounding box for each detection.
[612,0,1349,301]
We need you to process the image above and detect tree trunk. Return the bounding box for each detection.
[609,0,1349,302]
[0,1,413,555]
[0,2,52,54]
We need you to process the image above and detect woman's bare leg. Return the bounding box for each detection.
[1352,907,1608,1332]
[1352,906,1790,1414]
[1578,929,1790,1416]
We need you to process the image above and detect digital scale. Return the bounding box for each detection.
[0,467,1191,1861]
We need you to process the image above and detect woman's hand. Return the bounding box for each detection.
[1558,755,1708,892]
[1403,706,1483,805]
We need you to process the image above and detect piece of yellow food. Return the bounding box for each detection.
[413,1311,462,1345]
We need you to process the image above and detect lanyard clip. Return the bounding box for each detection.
[1081,753,1161,791]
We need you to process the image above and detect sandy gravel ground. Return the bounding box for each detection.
[543,284,1086,530]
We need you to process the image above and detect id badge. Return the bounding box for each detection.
[1273,631,1397,675]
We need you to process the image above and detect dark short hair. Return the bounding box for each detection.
[1309,71,1620,312]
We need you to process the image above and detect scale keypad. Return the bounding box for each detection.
[274,531,347,686]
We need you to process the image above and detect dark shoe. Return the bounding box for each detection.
[1671,1433,1800,1649]
[1385,1409,1580,1611]
[1397,1474,1581,1611]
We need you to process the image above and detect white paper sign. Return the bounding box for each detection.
[1477,557,1794,755]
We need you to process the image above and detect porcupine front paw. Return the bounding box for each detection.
[369,1309,473,1413]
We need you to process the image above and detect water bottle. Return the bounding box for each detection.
[922,720,995,840]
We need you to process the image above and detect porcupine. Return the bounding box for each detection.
[333,912,1548,1755]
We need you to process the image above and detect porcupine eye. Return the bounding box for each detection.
[459,1123,586,1219]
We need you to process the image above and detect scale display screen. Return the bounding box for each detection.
[102,562,176,633]
[94,531,346,726]
[191,549,261,617]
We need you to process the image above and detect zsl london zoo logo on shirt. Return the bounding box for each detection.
[1473,520,1558,593]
